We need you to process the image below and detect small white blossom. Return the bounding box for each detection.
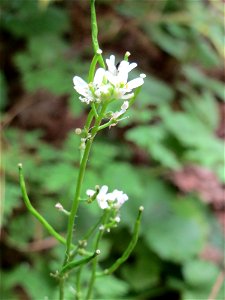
[86,185,128,210]
[73,53,145,104]
[111,101,129,119]
[87,185,109,209]
[55,203,63,211]
[115,216,121,223]
[107,189,129,209]
[105,55,145,100]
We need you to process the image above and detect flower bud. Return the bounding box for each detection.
[55,203,64,211]
[75,128,82,135]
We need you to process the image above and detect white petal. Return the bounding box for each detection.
[106,192,116,201]
[117,61,129,83]
[127,78,144,90]
[121,101,129,110]
[121,93,134,100]
[73,76,88,88]
[86,189,95,197]
[93,68,105,85]
[128,62,137,72]
[99,185,108,195]
[106,71,118,86]
[106,55,116,74]
[97,199,109,209]
[118,61,129,73]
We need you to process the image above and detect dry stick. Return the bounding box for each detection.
[208,270,225,300]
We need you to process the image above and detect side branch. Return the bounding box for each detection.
[97,206,144,277]
[18,163,66,245]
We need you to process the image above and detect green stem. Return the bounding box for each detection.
[64,104,107,264]
[70,215,104,260]
[86,210,109,299]
[85,109,95,133]
[90,0,105,68]
[59,278,64,300]
[91,103,99,119]
[97,206,144,277]
[75,267,82,300]
[97,119,115,131]
[60,251,100,276]
[18,164,66,245]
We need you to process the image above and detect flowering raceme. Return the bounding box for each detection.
[73,53,146,105]
[86,185,128,210]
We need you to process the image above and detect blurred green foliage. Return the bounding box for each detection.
[1,0,224,299]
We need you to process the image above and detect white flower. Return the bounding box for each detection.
[86,185,128,210]
[111,101,129,119]
[73,53,145,104]
[107,189,129,209]
[87,185,109,209]
[105,55,145,100]
[73,68,106,104]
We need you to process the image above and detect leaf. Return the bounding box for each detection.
[183,259,219,287]
[1,0,69,37]
[139,75,174,106]
[146,25,189,60]
[183,91,219,131]
[101,162,144,200]
[95,275,129,298]
[121,244,161,291]
[42,162,76,193]
[8,214,35,247]
[183,65,225,101]
[2,182,21,225]
[144,196,209,263]
[1,264,56,299]
[126,125,181,169]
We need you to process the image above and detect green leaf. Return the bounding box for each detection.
[183,91,219,131]
[1,0,69,37]
[95,275,129,298]
[126,125,181,169]
[42,162,76,193]
[183,259,219,287]
[1,264,56,299]
[8,214,35,247]
[139,75,174,106]
[121,244,161,291]
[183,65,225,101]
[144,196,209,263]
[2,183,21,225]
[146,25,189,60]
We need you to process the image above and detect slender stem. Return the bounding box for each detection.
[91,103,99,119]
[86,210,109,299]
[76,267,82,300]
[18,164,66,245]
[60,251,100,276]
[70,215,104,261]
[64,104,107,264]
[97,206,144,277]
[90,0,105,68]
[97,119,115,131]
[65,139,93,261]
[59,278,64,300]
[85,109,95,132]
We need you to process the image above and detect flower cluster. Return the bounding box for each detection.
[73,53,146,105]
[86,185,128,210]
